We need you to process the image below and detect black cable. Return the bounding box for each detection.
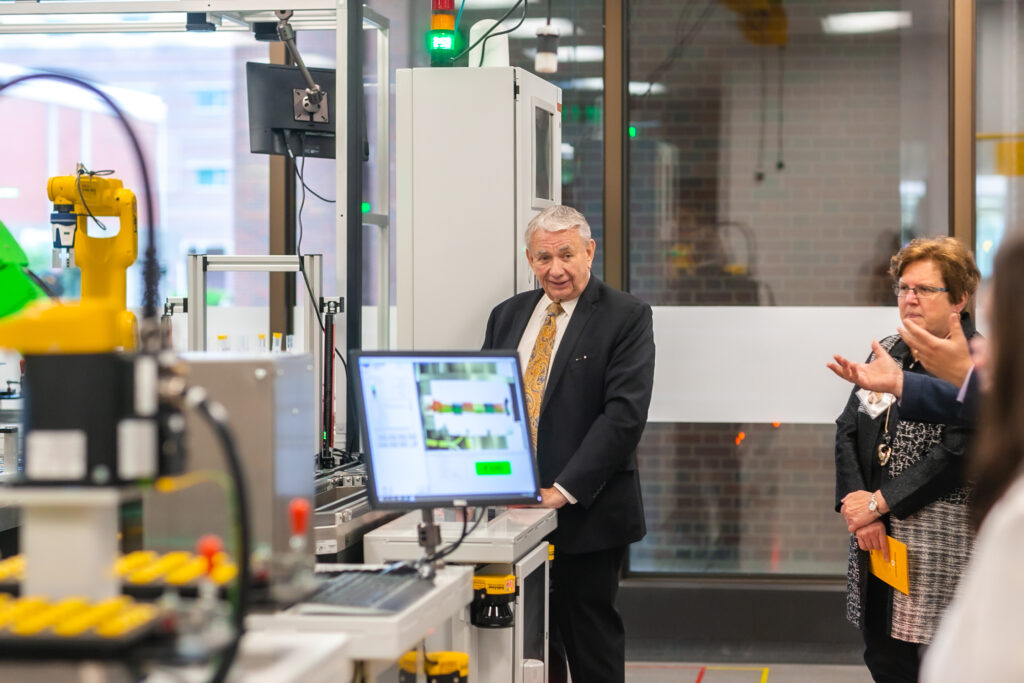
[288,133,336,204]
[479,0,529,67]
[0,73,161,330]
[187,388,251,683]
[378,507,484,576]
[291,148,349,379]
[24,269,59,299]
[639,0,715,98]
[449,0,524,64]
[428,507,485,562]
[284,132,341,342]
[755,46,767,182]
[76,166,114,232]
[294,155,333,345]
[286,135,356,455]
[296,149,309,257]
[637,0,698,96]
[776,45,785,171]
[422,641,438,667]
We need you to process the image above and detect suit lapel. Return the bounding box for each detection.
[508,290,544,348]
[540,277,599,414]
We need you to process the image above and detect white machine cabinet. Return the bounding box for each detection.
[249,563,473,683]
[364,508,557,683]
[397,66,562,350]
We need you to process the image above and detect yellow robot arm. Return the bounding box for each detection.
[0,170,140,354]
[46,171,139,350]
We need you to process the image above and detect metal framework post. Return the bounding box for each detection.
[185,253,324,442]
[604,0,627,290]
[950,0,976,250]
[270,40,298,341]
[364,6,391,351]
[342,0,363,451]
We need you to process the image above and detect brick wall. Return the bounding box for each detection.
[626,3,947,307]
[631,422,848,575]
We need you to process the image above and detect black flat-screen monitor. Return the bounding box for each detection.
[352,351,542,510]
[246,61,336,159]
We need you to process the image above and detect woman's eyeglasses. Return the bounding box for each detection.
[893,284,948,299]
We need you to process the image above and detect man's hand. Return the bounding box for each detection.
[855,520,890,562]
[535,487,569,509]
[898,313,973,386]
[840,489,889,532]
[827,340,904,397]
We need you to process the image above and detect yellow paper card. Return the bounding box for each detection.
[869,535,909,595]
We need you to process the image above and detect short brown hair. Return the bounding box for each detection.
[889,236,980,304]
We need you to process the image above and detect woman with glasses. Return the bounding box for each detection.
[834,236,980,683]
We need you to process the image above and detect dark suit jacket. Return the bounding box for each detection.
[900,369,979,426]
[482,276,655,554]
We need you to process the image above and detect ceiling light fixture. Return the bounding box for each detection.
[821,11,911,35]
[534,23,559,73]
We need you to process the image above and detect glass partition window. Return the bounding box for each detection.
[976,0,1024,277]
[634,422,847,574]
[627,1,950,575]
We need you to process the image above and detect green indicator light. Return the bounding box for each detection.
[426,29,460,66]
[476,461,512,476]
[361,201,371,213]
[628,125,637,138]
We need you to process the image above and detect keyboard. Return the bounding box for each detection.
[297,569,435,615]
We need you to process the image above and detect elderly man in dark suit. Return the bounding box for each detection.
[482,205,655,683]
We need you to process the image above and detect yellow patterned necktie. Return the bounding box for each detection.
[524,302,563,450]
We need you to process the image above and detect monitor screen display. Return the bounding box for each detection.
[352,351,541,509]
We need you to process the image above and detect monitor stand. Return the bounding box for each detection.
[365,508,556,566]
[362,507,557,683]
[415,508,442,579]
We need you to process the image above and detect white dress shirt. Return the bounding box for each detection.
[956,365,975,403]
[517,292,579,504]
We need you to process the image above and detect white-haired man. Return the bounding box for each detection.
[482,205,655,683]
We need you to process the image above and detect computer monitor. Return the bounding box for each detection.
[246,61,336,159]
[352,351,542,510]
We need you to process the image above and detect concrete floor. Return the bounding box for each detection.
[626,662,873,683]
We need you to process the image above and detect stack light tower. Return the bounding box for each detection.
[426,0,460,66]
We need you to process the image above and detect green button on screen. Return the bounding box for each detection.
[475,461,512,476]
